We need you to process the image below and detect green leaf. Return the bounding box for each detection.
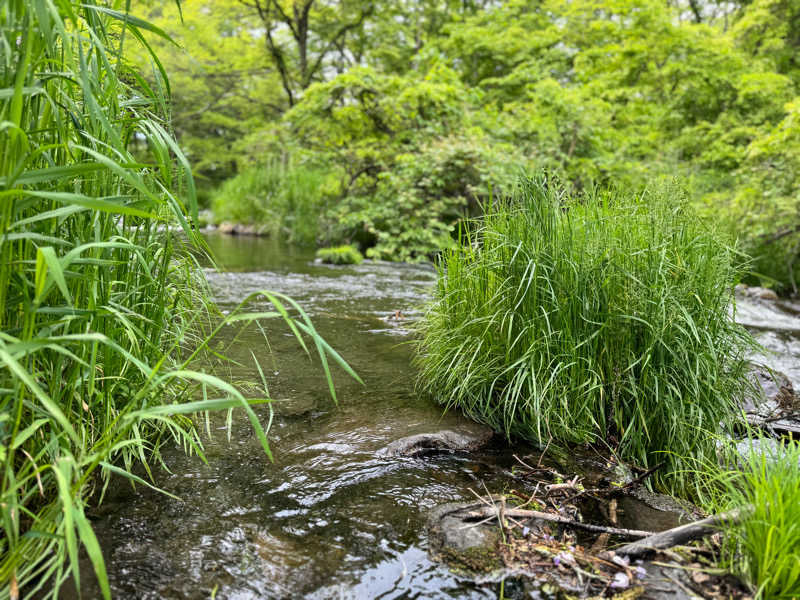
[81,5,179,47]
[36,246,72,304]
[23,190,155,218]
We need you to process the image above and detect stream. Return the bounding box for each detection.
[74,234,800,600]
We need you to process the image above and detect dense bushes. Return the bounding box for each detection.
[138,0,800,285]
[415,176,756,495]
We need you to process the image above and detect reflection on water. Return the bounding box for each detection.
[80,234,511,599]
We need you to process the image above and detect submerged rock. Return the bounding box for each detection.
[378,426,494,457]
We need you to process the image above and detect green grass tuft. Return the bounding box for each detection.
[316,245,364,265]
[211,161,332,246]
[415,175,757,495]
[712,439,800,599]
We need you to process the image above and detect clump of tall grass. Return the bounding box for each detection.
[710,439,800,599]
[0,2,355,598]
[211,161,332,245]
[415,175,756,495]
[316,245,364,265]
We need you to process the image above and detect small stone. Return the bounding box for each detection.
[218,222,237,235]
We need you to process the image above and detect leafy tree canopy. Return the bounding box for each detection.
[139,0,800,285]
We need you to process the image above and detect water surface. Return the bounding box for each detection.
[81,235,519,599]
[78,236,800,600]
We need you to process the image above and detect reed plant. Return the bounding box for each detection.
[708,439,800,599]
[415,175,756,495]
[0,2,356,598]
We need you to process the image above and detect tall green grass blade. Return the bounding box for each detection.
[0,2,357,595]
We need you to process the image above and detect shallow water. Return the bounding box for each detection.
[75,236,800,600]
[735,296,800,389]
[77,235,526,599]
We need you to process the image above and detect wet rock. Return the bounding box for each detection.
[427,502,503,574]
[238,224,257,236]
[218,222,237,235]
[741,364,794,418]
[735,284,779,301]
[740,364,800,435]
[625,488,700,528]
[378,426,493,457]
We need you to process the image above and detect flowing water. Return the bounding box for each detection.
[77,235,528,599]
[75,235,800,600]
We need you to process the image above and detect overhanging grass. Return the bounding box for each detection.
[0,2,357,597]
[415,175,756,495]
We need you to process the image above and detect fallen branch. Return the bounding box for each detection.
[465,506,655,539]
[546,478,582,494]
[615,506,750,558]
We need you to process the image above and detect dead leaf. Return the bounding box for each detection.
[691,571,711,585]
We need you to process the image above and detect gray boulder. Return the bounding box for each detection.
[378,427,493,457]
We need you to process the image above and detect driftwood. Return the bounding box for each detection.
[465,506,655,539]
[615,506,750,558]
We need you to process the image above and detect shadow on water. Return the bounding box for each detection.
[75,234,515,599]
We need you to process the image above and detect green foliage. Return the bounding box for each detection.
[0,2,355,596]
[732,0,800,81]
[316,245,364,265]
[131,0,282,187]
[711,439,800,598]
[211,161,334,246]
[331,134,520,261]
[140,0,800,283]
[284,65,524,261]
[415,176,756,495]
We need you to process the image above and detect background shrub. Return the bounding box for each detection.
[212,161,334,246]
